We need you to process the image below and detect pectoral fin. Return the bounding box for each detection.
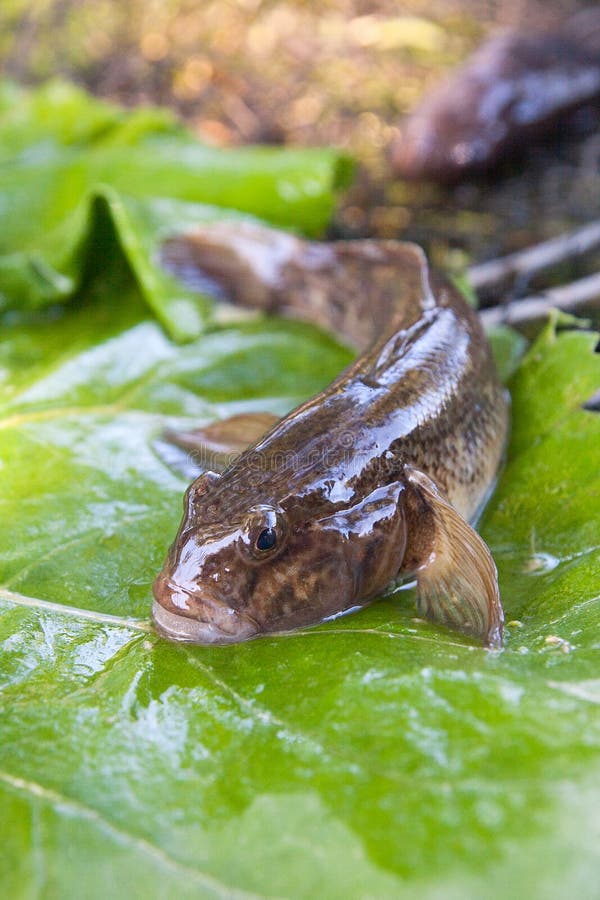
[405,468,503,648]
[165,412,280,472]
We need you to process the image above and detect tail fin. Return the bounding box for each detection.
[160,220,439,351]
[161,220,300,311]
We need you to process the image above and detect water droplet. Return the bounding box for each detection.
[523,552,560,574]
[544,634,573,653]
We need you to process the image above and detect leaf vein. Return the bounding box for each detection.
[0,587,154,633]
[0,769,269,899]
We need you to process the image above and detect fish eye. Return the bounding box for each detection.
[256,527,277,552]
[242,504,287,561]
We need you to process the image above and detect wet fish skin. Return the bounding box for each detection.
[153,221,509,647]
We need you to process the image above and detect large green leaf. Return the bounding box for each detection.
[0,81,351,339]
[1,252,599,897]
[1,81,600,900]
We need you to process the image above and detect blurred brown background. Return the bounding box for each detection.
[1,0,599,278]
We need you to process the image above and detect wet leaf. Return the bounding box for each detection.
[1,85,600,900]
[0,80,351,339]
[486,324,528,383]
[1,267,599,897]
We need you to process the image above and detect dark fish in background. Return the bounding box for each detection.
[390,8,600,184]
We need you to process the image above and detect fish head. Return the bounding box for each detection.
[152,471,407,644]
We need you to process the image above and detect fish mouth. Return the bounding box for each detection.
[152,575,259,645]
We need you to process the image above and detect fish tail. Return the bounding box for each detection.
[160,220,442,351]
[160,220,300,312]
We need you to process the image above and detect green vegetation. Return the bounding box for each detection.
[0,80,599,899]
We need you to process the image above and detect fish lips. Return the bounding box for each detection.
[152,574,259,645]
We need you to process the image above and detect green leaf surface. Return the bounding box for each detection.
[1,264,599,898]
[0,80,351,338]
[1,83,600,900]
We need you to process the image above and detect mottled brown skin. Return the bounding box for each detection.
[153,222,509,647]
[391,14,600,184]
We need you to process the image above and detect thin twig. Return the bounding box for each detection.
[468,220,600,293]
[481,271,600,330]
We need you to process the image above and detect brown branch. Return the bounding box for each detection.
[480,271,600,330]
[468,220,600,294]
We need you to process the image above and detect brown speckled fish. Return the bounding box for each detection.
[152,221,509,647]
[391,9,600,183]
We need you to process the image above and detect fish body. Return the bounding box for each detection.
[391,13,600,183]
[153,223,509,647]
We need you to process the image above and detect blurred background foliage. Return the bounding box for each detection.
[1,0,599,272]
